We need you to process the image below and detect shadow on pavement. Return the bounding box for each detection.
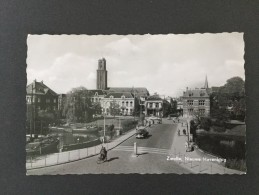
[137,152,149,156]
[107,157,119,162]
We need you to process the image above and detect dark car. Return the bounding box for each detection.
[136,127,149,139]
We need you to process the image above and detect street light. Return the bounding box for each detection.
[102,101,109,144]
[186,116,192,143]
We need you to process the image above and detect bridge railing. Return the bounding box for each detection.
[26,139,123,170]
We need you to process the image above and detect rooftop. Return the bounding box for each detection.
[104,92,134,99]
[182,88,209,98]
[27,80,57,96]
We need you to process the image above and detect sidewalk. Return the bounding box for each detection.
[169,121,245,174]
[26,128,136,170]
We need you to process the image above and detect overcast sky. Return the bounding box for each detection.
[27,33,244,97]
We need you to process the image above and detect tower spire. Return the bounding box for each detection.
[204,75,209,89]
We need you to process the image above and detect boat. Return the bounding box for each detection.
[26,136,60,156]
[72,126,99,133]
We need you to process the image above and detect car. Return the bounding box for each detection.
[136,127,149,139]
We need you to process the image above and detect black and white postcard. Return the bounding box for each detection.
[25,33,246,175]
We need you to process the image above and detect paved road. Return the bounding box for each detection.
[121,122,178,150]
[27,119,191,175]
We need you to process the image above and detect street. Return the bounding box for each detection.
[27,119,191,175]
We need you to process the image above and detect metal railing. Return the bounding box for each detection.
[26,140,122,170]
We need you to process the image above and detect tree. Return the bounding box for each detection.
[223,77,245,94]
[192,110,203,123]
[62,87,93,123]
[109,100,121,117]
[92,102,102,115]
[190,120,198,140]
[170,100,178,114]
[200,117,211,131]
[210,77,245,121]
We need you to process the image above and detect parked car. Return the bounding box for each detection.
[147,116,162,124]
[136,126,149,139]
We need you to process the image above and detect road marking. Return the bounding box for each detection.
[114,146,170,155]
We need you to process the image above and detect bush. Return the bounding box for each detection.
[212,126,226,132]
[200,117,211,131]
[211,119,225,127]
[121,120,138,133]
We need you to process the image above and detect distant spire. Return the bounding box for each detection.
[204,75,209,89]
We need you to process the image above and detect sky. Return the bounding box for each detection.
[27,33,245,97]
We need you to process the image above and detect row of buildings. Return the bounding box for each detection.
[26,58,171,117]
[26,58,211,118]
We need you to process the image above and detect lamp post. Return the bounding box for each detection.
[186,116,192,144]
[103,101,109,144]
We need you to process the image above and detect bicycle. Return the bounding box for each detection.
[96,154,107,164]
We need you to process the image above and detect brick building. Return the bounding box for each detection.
[26,80,58,111]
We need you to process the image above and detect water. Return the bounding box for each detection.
[196,134,245,160]
[49,131,99,146]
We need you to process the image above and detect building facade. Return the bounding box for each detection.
[182,88,210,117]
[26,80,58,111]
[96,58,108,90]
[145,94,170,117]
[101,92,135,116]
[89,89,106,103]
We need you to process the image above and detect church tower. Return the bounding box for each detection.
[96,58,108,90]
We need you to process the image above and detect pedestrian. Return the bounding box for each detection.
[183,129,186,135]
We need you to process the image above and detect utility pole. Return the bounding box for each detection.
[30,82,35,138]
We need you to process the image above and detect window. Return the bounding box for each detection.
[122,95,125,99]
[130,101,133,107]
[149,103,152,108]
[156,103,159,108]
[122,101,125,106]
[110,96,114,99]
[188,108,194,114]
[26,97,31,103]
[199,100,205,106]
[53,99,56,103]
[38,98,41,103]
[187,100,193,106]
[126,101,128,107]
[46,98,50,103]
